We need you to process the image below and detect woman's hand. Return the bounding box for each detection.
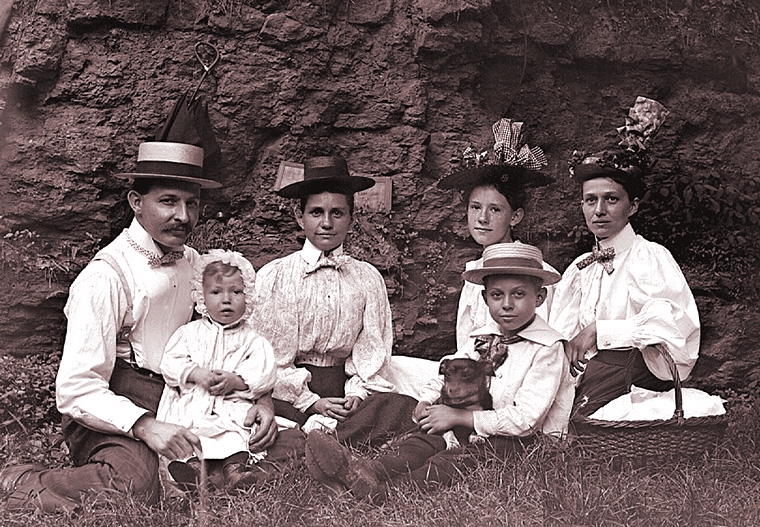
[565,322,597,376]
[412,401,431,423]
[208,370,247,396]
[309,397,356,422]
[418,405,474,435]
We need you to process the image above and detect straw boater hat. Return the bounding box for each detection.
[437,118,554,191]
[116,141,222,189]
[462,243,561,286]
[570,96,668,198]
[277,156,375,199]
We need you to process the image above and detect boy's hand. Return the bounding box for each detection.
[412,401,431,423]
[188,366,215,391]
[209,370,247,395]
[418,405,474,435]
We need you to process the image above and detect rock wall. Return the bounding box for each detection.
[1,0,759,392]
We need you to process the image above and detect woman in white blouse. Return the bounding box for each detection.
[253,156,403,431]
[549,98,700,416]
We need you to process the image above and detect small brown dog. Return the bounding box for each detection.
[437,357,494,448]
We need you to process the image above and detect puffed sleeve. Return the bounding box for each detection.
[596,243,700,380]
[344,263,395,399]
[473,341,566,437]
[233,334,278,400]
[159,323,208,390]
[56,262,150,435]
[252,258,320,412]
[548,260,585,341]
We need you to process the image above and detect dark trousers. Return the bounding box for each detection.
[376,432,533,488]
[34,360,164,511]
[574,348,674,416]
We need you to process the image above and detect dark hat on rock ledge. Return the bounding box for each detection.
[277,156,375,199]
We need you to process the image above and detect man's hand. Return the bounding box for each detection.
[418,405,474,435]
[209,370,247,396]
[132,415,201,460]
[412,401,431,423]
[245,393,278,453]
[565,322,597,377]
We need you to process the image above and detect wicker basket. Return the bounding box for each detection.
[571,344,729,461]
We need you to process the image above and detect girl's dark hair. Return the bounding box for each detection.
[466,179,528,211]
[298,185,355,215]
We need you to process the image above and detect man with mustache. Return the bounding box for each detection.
[0,142,278,512]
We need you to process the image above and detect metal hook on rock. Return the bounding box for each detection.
[190,42,220,104]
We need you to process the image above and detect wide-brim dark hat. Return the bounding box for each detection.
[437,164,554,191]
[115,142,221,189]
[462,243,561,286]
[277,156,375,198]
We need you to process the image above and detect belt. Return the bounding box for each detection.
[115,357,161,379]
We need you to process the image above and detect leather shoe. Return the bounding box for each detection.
[223,462,261,490]
[305,430,386,503]
[168,458,202,492]
[0,464,46,494]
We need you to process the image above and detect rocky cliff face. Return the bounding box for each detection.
[1,0,758,392]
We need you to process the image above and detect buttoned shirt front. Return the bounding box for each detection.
[252,239,394,412]
[56,219,197,435]
[418,316,574,438]
[549,223,700,381]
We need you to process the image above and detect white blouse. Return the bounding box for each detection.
[549,223,700,381]
[252,239,395,412]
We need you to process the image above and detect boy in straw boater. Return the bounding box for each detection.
[305,243,575,503]
[0,143,278,512]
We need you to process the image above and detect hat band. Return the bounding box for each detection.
[482,257,542,270]
[135,160,203,178]
[304,166,350,180]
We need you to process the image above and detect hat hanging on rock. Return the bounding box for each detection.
[462,242,561,286]
[570,96,668,189]
[277,156,375,199]
[115,141,222,189]
[438,118,553,191]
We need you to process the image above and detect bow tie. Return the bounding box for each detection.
[473,334,524,371]
[576,245,615,274]
[126,232,185,267]
[304,254,351,275]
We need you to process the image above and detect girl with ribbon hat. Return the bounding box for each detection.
[388,119,559,400]
[549,97,701,416]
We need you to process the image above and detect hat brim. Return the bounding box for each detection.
[462,266,561,286]
[437,165,554,191]
[116,172,222,189]
[572,163,637,183]
[277,176,375,198]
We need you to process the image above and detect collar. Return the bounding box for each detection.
[300,238,345,267]
[203,314,246,331]
[598,223,636,254]
[469,315,562,347]
[127,218,182,257]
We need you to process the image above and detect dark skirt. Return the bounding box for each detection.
[273,364,348,426]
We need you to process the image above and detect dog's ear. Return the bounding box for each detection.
[479,360,495,377]
[439,359,451,376]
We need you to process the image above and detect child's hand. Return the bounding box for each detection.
[418,405,474,435]
[188,366,215,391]
[412,401,431,423]
[208,370,247,396]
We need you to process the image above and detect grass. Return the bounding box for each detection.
[0,353,758,526]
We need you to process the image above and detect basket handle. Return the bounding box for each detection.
[649,343,684,424]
